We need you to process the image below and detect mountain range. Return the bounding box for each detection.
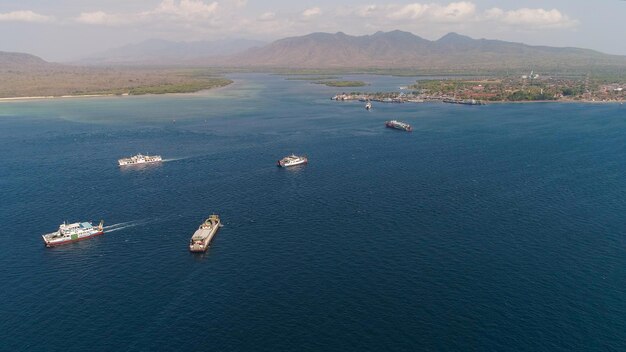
[4,30,626,72]
[217,30,626,71]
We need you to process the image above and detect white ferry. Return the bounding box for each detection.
[277,154,308,167]
[42,220,104,247]
[118,153,162,166]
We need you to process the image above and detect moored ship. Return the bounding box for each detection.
[385,120,412,132]
[118,153,162,166]
[42,220,104,247]
[189,215,222,252]
[277,154,308,167]
[442,98,486,105]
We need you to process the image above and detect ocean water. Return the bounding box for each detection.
[1,73,626,351]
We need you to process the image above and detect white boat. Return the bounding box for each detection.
[42,221,104,247]
[365,101,372,110]
[118,153,162,166]
[277,154,308,167]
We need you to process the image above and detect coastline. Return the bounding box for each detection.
[485,99,625,104]
[0,94,115,102]
[0,82,235,103]
[2,93,621,105]
[333,96,624,105]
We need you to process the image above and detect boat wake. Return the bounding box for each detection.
[105,225,141,233]
[103,219,151,233]
[162,157,190,163]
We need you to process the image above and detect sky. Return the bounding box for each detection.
[0,0,625,61]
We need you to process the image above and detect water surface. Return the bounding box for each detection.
[1,73,626,351]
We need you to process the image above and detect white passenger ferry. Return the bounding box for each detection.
[277,154,308,167]
[118,154,162,166]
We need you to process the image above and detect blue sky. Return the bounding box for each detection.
[1,0,624,61]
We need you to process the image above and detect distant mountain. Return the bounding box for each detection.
[5,31,626,74]
[0,51,55,70]
[80,38,266,65]
[221,30,626,71]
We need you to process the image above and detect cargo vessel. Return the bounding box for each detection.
[189,215,222,252]
[385,120,412,132]
[442,98,486,105]
[118,153,162,166]
[277,154,308,167]
[42,220,104,247]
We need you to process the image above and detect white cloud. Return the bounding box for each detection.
[388,2,475,21]
[356,5,382,18]
[355,2,575,30]
[67,1,577,39]
[150,0,219,20]
[302,7,322,18]
[389,4,428,20]
[487,7,577,28]
[484,7,504,20]
[0,10,52,23]
[430,2,476,22]
[74,0,221,26]
[76,11,125,25]
[258,12,276,22]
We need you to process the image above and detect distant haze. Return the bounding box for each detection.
[4,30,626,73]
[79,38,266,65]
[1,1,625,61]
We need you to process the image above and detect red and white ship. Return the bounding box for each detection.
[42,220,104,247]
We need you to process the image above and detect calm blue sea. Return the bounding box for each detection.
[1,74,626,351]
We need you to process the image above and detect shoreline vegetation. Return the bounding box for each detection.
[0,77,233,101]
[0,65,233,100]
[91,78,233,96]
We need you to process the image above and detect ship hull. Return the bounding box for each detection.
[278,161,308,167]
[43,231,104,247]
[118,160,162,167]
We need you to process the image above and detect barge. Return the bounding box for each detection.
[189,215,222,252]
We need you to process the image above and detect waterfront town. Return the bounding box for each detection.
[331,74,626,104]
